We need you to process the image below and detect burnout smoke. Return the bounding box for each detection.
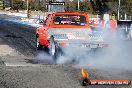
[57,25,132,71]
[35,51,53,64]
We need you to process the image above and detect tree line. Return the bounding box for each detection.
[1,0,132,15]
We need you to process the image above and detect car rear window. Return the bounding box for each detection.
[53,14,86,26]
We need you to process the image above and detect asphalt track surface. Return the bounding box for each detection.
[0,14,132,88]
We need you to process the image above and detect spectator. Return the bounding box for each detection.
[110,14,117,32]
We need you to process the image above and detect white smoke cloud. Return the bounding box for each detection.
[56,25,132,70]
[35,51,53,64]
[35,24,132,71]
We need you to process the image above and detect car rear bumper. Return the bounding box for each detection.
[57,41,108,49]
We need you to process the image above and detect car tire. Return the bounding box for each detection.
[49,36,60,63]
[36,35,43,50]
[129,27,132,39]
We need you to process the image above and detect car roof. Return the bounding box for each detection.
[53,12,88,15]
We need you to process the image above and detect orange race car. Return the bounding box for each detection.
[36,12,107,62]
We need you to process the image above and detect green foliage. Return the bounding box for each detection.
[11,0,132,15]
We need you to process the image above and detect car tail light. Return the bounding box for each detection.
[59,43,68,47]
[99,44,108,48]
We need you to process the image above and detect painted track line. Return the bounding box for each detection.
[5,62,43,67]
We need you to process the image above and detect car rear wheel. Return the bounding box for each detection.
[129,28,132,39]
[50,37,57,62]
[36,36,43,50]
[49,36,61,63]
